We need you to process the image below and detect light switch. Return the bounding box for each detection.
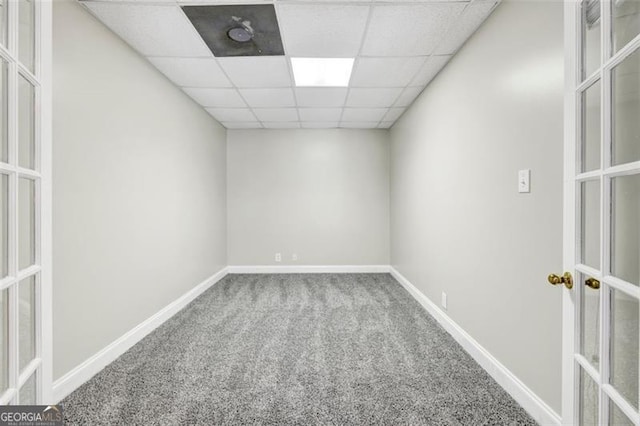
[518,169,530,193]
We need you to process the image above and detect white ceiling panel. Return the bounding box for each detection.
[183,88,246,108]
[378,121,395,129]
[435,1,498,55]
[361,3,466,56]
[301,122,340,129]
[342,108,388,122]
[383,107,406,122]
[263,122,301,129]
[206,108,257,122]
[346,88,403,108]
[350,57,426,87]
[222,122,263,129]
[298,108,343,122]
[239,88,296,108]
[339,122,380,129]
[148,57,231,87]
[278,4,370,57]
[82,2,211,57]
[253,108,299,122]
[218,57,291,88]
[295,88,348,107]
[394,86,424,107]
[411,55,451,86]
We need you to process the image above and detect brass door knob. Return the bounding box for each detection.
[548,272,573,289]
[585,277,600,290]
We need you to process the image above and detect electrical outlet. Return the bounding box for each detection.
[441,292,447,310]
[292,253,298,261]
[275,253,281,262]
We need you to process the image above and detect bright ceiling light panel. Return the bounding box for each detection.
[291,58,355,87]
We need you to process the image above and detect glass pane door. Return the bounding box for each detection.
[573,0,640,424]
[0,0,43,405]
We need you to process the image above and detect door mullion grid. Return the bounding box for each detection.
[5,0,19,405]
[603,384,640,425]
[574,3,586,424]
[598,0,612,423]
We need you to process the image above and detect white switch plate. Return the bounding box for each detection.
[441,292,447,310]
[518,169,530,193]
[275,253,281,262]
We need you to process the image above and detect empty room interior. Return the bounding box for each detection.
[0,0,639,424]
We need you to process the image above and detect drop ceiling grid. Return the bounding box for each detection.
[337,2,374,127]
[208,55,262,127]
[273,1,303,128]
[79,0,500,129]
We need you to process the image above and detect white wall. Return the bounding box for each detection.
[390,0,564,415]
[53,0,227,380]
[227,129,389,266]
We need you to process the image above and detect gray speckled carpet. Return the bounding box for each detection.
[62,273,536,425]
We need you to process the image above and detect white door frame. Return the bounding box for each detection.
[40,0,52,405]
[0,0,52,405]
[562,2,578,423]
[563,0,640,424]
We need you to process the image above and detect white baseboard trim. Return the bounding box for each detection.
[52,267,229,403]
[52,264,560,425]
[389,267,561,426]
[227,265,390,274]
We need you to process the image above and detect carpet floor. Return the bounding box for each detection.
[62,273,536,425]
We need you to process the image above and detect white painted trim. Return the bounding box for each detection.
[52,267,229,403]
[562,1,578,423]
[51,263,560,425]
[227,265,390,274]
[389,267,562,426]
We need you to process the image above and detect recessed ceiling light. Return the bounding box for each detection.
[291,58,354,87]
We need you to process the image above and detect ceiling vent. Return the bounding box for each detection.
[182,5,285,57]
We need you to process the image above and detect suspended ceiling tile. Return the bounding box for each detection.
[295,88,348,107]
[263,122,301,129]
[253,108,299,122]
[278,4,370,57]
[301,122,340,129]
[383,107,405,122]
[183,88,246,108]
[346,88,403,108]
[378,121,395,129]
[361,3,466,56]
[339,122,380,129]
[435,1,498,55]
[206,108,257,122]
[222,122,264,129]
[239,88,296,108]
[218,57,291,88]
[82,2,211,57]
[298,108,343,122]
[148,57,232,87]
[410,55,451,86]
[394,86,424,107]
[342,108,388,122]
[350,57,426,87]
[181,4,284,57]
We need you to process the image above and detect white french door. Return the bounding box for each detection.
[0,0,51,405]
[563,0,640,424]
